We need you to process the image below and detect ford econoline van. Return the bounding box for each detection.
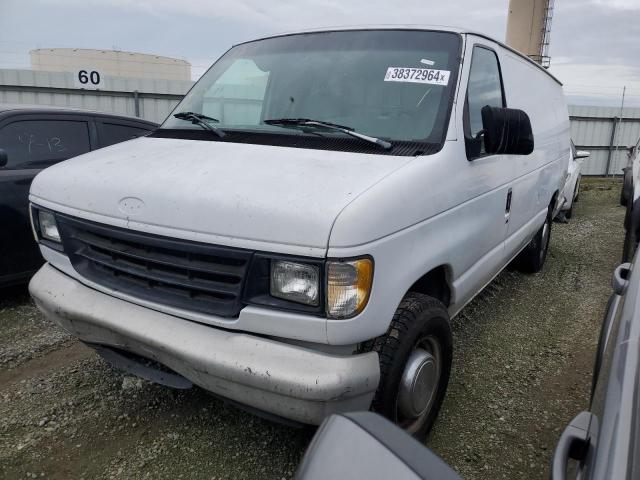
[28,26,570,438]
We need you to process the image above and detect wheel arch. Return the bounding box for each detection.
[406,265,452,308]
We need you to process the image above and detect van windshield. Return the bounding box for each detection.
[160,30,461,154]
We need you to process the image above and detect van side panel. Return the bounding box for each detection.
[497,48,570,258]
[327,156,513,344]
[327,36,569,345]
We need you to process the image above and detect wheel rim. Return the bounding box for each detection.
[396,336,442,434]
[540,219,550,263]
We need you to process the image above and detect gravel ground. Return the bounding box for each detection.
[0,179,624,480]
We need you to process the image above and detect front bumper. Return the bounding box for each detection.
[29,263,380,425]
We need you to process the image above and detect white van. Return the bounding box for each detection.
[28,26,570,438]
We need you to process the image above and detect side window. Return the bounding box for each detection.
[201,59,269,125]
[464,46,505,157]
[0,119,91,169]
[98,122,152,147]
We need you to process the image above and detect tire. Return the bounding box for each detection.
[565,204,573,220]
[622,198,636,262]
[565,178,579,220]
[514,212,552,273]
[621,170,630,206]
[365,293,452,441]
[622,228,636,263]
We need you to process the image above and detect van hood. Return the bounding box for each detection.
[30,137,413,256]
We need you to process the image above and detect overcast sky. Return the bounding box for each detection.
[1,0,639,107]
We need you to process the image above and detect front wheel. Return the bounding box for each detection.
[365,293,452,440]
[514,213,552,273]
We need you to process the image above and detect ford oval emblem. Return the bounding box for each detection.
[118,197,145,216]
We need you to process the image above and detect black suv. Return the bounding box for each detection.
[0,105,157,287]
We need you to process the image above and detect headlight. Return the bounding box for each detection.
[38,210,61,243]
[326,257,373,319]
[270,261,320,306]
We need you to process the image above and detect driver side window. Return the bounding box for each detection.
[464,46,505,158]
[201,59,270,125]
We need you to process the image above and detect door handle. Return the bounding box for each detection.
[505,188,513,223]
[551,411,593,480]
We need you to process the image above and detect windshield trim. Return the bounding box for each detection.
[162,29,463,156]
[150,127,443,156]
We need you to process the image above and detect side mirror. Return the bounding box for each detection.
[0,148,7,168]
[575,150,590,159]
[295,412,461,480]
[481,106,534,156]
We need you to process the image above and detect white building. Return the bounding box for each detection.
[30,48,191,81]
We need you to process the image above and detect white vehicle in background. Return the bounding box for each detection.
[623,138,640,261]
[557,140,589,221]
[621,139,639,208]
[27,26,570,439]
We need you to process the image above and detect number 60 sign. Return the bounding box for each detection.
[73,69,104,90]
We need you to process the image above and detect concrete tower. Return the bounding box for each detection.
[505,0,555,67]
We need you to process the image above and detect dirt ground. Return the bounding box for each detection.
[0,179,625,480]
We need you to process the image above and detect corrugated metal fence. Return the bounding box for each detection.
[569,105,640,176]
[0,68,192,124]
[1,68,639,176]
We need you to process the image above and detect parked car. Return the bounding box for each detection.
[0,105,157,287]
[556,140,589,221]
[28,26,570,438]
[550,256,639,479]
[622,138,640,262]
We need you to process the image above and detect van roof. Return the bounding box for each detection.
[236,25,562,86]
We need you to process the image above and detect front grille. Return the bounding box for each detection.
[57,215,253,317]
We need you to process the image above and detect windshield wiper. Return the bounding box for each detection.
[263,118,392,150]
[173,112,226,138]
